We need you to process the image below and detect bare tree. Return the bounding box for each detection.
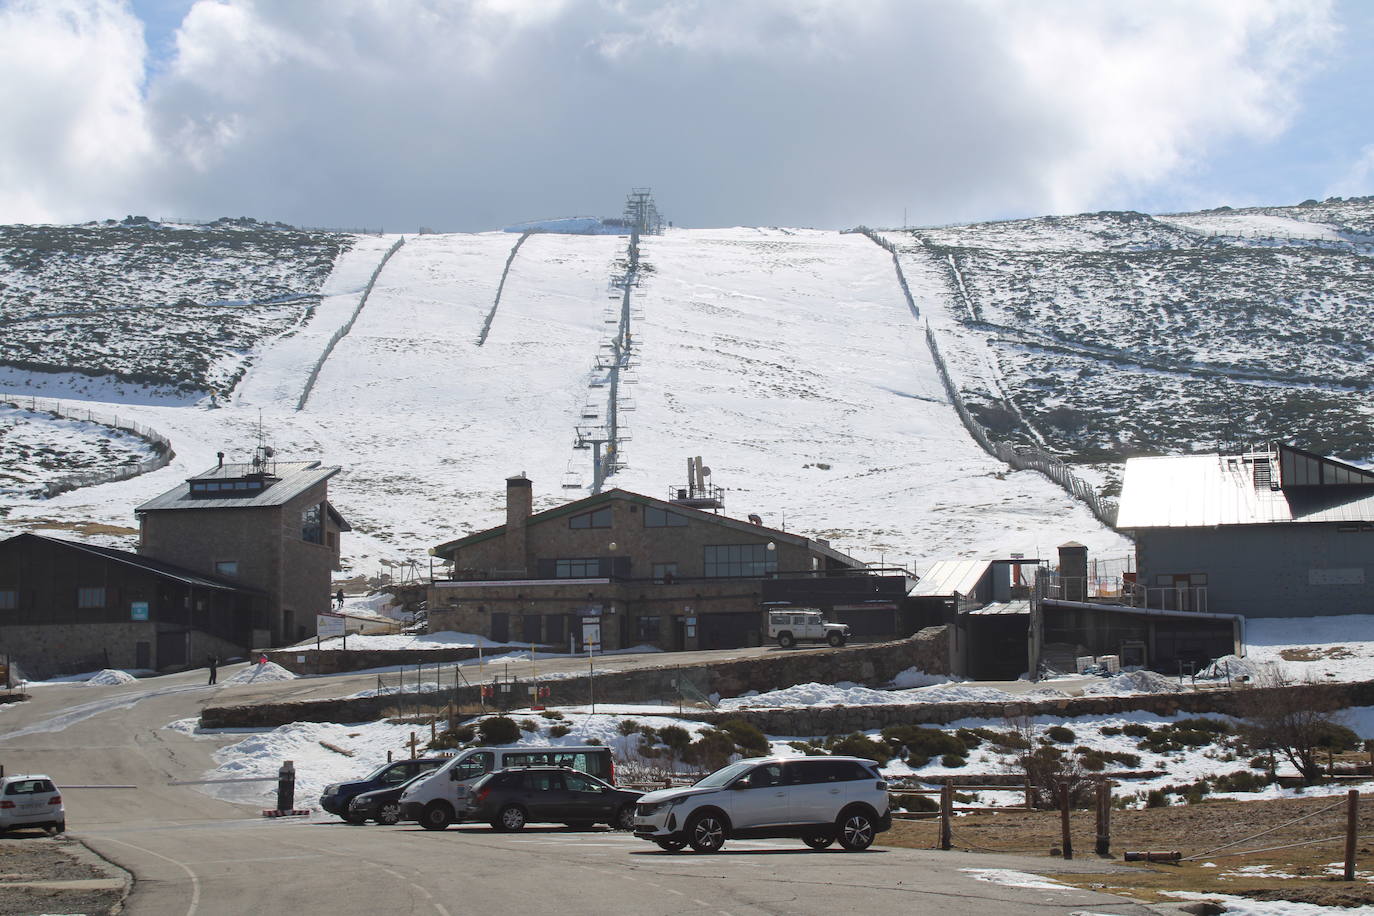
[1237,669,1358,782]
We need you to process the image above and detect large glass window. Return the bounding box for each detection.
[569,507,612,529]
[301,503,323,543]
[555,558,601,578]
[651,563,678,583]
[703,544,777,578]
[77,587,106,609]
[636,616,661,642]
[644,507,687,528]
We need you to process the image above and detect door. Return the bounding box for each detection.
[562,772,615,821]
[491,613,510,643]
[722,763,789,829]
[519,771,567,823]
[156,630,186,668]
[135,641,151,669]
[786,760,849,824]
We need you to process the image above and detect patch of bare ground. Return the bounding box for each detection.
[14,519,139,537]
[0,834,129,915]
[882,792,1374,907]
[1281,645,1356,661]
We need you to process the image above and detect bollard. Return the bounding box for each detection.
[939,781,953,850]
[1095,781,1111,857]
[276,760,296,812]
[1345,790,1359,881]
[1060,782,1073,860]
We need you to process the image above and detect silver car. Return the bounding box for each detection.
[633,756,889,853]
[0,775,65,834]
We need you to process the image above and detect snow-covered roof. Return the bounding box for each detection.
[1117,444,1374,529]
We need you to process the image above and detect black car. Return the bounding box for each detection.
[348,773,430,825]
[463,767,642,832]
[320,758,448,822]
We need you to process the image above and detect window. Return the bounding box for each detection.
[703,544,777,578]
[215,560,239,578]
[644,507,687,528]
[301,503,323,543]
[636,616,661,642]
[569,507,612,529]
[77,587,106,609]
[555,558,602,578]
[789,760,868,784]
[652,563,678,583]
[0,590,16,610]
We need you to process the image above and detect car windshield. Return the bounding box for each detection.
[363,764,393,781]
[694,762,756,789]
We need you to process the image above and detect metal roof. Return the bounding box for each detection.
[963,600,1030,616]
[911,559,991,597]
[136,461,339,513]
[10,533,264,594]
[1117,451,1374,529]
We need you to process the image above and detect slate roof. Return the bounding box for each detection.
[136,460,340,513]
[8,533,264,594]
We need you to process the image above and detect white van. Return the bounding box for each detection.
[397,745,613,830]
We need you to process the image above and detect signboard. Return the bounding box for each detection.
[316,613,346,638]
[130,601,149,621]
[582,620,602,652]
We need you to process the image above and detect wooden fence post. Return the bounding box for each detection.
[1060,782,1073,860]
[1095,781,1111,857]
[939,781,953,851]
[1345,790,1359,881]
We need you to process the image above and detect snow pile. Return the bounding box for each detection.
[960,869,1065,890]
[1080,669,1182,695]
[1160,891,1351,916]
[223,661,297,685]
[718,681,878,709]
[81,669,137,686]
[1197,654,1277,683]
[311,630,521,651]
[889,667,954,689]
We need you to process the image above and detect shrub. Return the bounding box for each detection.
[941,753,967,768]
[428,724,474,750]
[987,729,1030,750]
[549,724,571,738]
[718,719,770,756]
[519,719,539,732]
[788,741,827,756]
[830,733,891,765]
[1144,789,1169,808]
[896,794,939,814]
[1121,723,1152,738]
[684,730,736,770]
[955,728,985,751]
[1099,726,1122,737]
[539,710,564,720]
[881,725,965,759]
[658,725,692,753]
[1045,725,1076,744]
[617,719,641,737]
[477,716,520,745]
[1175,717,1233,735]
[1212,770,1269,793]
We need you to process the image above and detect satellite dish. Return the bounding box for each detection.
[701,466,711,476]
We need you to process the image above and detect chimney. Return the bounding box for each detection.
[1058,541,1088,602]
[505,474,533,573]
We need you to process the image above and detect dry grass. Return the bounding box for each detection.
[882,792,1374,907]
[16,519,138,537]
[1280,646,1355,661]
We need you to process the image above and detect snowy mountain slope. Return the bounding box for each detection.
[0,225,1131,573]
[882,198,1374,477]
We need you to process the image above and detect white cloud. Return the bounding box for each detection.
[0,0,1343,228]
[1326,144,1374,200]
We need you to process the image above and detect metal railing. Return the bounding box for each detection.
[2,397,175,497]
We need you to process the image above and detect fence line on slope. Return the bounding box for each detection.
[1,396,176,497]
[850,228,1116,528]
[296,237,406,411]
[476,231,533,346]
[854,227,920,319]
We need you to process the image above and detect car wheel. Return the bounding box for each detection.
[655,838,687,851]
[837,810,876,851]
[377,803,402,826]
[419,802,453,831]
[686,812,726,853]
[803,832,834,849]
[498,805,527,832]
[777,632,795,648]
[826,631,844,647]
[615,804,636,831]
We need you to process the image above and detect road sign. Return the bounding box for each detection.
[316,613,345,638]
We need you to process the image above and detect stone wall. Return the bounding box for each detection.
[201,627,953,728]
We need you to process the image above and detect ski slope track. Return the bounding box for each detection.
[0,227,1132,574]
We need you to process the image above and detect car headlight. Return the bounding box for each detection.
[324,784,340,795]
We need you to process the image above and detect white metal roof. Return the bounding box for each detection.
[1117,453,1374,529]
[912,559,990,597]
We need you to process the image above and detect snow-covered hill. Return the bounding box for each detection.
[4,199,1370,577]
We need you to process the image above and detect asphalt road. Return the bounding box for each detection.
[0,666,1154,915]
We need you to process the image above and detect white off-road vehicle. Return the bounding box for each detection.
[767,609,849,648]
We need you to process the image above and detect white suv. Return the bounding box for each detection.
[768,610,849,648]
[633,756,889,853]
[0,775,65,834]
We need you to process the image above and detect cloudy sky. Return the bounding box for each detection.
[1,0,1370,231]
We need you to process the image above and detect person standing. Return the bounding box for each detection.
[207,655,219,685]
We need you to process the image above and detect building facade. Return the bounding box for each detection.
[0,533,265,678]
[1116,443,1374,618]
[427,476,866,652]
[136,452,350,646]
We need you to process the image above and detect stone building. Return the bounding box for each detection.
[427,475,866,651]
[0,532,265,678]
[136,450,350,647]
